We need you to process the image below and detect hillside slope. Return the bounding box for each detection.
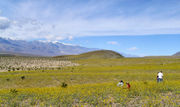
[173,52,180,56]
[55,50,124,59]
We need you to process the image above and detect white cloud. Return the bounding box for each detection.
[1,0,180,41]
[107,41,118,45]
[0,18,67,41]
[0,16,11,30]
[68,36,73,40]
[128,47,138,51]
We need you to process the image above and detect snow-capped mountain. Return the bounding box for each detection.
[0,37,97,56]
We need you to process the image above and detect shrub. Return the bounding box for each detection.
[10,89,18,94]
[21,76,25,80]
[61,82,68,88]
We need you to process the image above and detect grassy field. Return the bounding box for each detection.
[0,56,180,106]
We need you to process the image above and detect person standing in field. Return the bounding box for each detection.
[157,71,163,82]
[117,80,124,87]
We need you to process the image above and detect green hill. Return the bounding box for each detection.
[55,50,124,60]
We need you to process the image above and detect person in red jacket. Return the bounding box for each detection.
[126,82,131,90]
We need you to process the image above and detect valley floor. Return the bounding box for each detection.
[0,57,180,106]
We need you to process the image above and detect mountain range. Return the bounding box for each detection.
[0,37,141,57]
[173,52,180,56]
[0,37,97,56]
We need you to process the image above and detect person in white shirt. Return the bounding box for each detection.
[117,80,124,87]
[157,71,163,82]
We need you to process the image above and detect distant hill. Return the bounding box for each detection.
[0,37,97,56]
[0,53,16,57]
[55,50,124,59]
[0,52,39,57]
[173,52,180,56]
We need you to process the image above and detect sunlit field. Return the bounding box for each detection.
[0,56,180,106]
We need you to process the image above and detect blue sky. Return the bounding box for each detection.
[60,34,180,56]
[0,0,180,56]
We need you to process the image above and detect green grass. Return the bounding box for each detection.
[0,57,180,106]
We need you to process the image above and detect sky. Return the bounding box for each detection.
[0,0,180,56]
[60,34,180,56]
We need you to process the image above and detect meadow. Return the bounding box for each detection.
[0,56,180,106]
